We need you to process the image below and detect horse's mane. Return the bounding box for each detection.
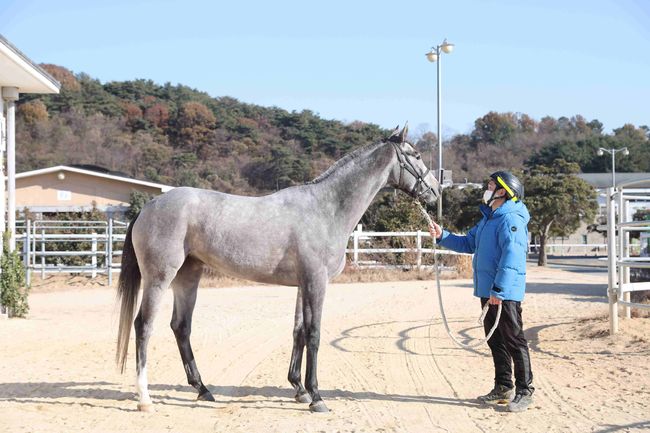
[307,140,386,184]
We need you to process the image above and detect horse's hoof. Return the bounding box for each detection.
[295,392,312,404]
[197,390,215,402]
[137,403,155,412]
[309,400,329,413]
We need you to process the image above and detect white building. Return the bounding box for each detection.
[1,34,61,251]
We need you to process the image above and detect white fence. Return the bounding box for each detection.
[606,183,650,335]
[15,220,127,286]
[528,243,607,256]
[11,220,633,283]
[347,225,608,269]
[347,224,469,270]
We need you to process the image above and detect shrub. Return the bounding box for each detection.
[0,231,29,317]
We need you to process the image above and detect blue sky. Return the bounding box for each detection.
[1,0,649,136]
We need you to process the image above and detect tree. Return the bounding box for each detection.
[438,186,483,232]
[526,136,609,170]
[362,192,425,232]
[173,101,216,151]
[18,100,49,124]
[144,102,170,129]
[524,160,598,266]
[127,191,153,220]
[471,112,519,146]
[611,124,650,172]
[243,145,311,190]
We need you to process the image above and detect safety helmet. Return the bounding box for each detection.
[489,171,524,201]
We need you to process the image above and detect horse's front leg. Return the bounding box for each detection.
[288,288,311,403]
[302,272,329,412]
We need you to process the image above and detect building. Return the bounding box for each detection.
[578,173,650,211]
[1,34,61,251]
[15,165,173,218]
[542,173,650,256]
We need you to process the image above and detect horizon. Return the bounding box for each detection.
[1,0,649,136]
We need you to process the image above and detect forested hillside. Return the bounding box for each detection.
[17,65,386,194]
[16,64,650,197]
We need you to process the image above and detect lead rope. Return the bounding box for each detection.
[414,200,502,349]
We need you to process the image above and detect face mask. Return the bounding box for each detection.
[482,189,493,204]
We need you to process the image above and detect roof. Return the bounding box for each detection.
[578,173,650,189]
[15,165,174,192]
[0,34,60,94]
[68,163,131,178]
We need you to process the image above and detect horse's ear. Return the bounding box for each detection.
[398,122,409,142]
[388,125,401,143]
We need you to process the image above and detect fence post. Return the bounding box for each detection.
[353,224,361,266]
[91,232,97,279]
[31,222,36,272]
[607,187,619,335]
[40,229,45,280]
[23,219,31,287]
[621,198,631,319]
[416,230,422,270]
[107,218,113,286]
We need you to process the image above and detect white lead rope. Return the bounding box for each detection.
[415,200,502,349]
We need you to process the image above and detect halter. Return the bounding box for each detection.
[391,141,438,199]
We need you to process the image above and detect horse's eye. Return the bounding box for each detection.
[415,154,421,160]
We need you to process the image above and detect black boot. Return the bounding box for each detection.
[477,384,514,404]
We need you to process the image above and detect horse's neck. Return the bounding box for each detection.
[315,144,394,234]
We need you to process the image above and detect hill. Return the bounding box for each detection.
[16,65,650,196]
[17,65,387,195]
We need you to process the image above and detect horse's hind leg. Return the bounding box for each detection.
[288,287,311,404]
[134,270,177,412]
[301,270,329,412]
[169,257,214,402]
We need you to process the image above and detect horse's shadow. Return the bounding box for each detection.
[0,381,483,410]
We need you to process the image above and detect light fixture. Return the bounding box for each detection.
[57,171,65,180]
[425,38,455,220]
[597,147,631,188]
[441,39,455,54]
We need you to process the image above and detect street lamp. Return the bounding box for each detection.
[426,38,454,220]
[597,147,629,188]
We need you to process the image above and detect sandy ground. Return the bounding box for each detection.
[1,265,649,433]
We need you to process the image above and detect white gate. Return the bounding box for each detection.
[16,219,127,286]
[606,181,650,334]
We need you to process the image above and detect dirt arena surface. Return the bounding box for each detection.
[1,265,649,433]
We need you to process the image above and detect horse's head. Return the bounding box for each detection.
[386,124,440,206]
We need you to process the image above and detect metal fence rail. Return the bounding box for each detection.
[12,218,637,286]
[606,182,650,335]
[16,219,128,286]
[347,224,469,270]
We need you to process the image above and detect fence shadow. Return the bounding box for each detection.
[526,281,607,299]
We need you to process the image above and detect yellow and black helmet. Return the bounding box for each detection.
[490,171,524,202]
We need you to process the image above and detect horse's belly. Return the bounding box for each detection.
[193,243,299,286]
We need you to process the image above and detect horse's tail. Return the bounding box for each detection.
[116,212,142,373]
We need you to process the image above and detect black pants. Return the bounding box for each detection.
[480,298,534,394]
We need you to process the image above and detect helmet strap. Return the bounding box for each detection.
[487,190,507,206]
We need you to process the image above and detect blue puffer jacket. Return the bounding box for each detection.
[438,200,530,301]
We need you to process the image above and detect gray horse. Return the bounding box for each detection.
[116,124,439,412]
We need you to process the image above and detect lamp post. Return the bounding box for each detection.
[597,147,629,188]
[426,38,454,221]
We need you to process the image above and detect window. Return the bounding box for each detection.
[57,190,71,201]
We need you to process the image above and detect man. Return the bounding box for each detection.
[428,171,534,412]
